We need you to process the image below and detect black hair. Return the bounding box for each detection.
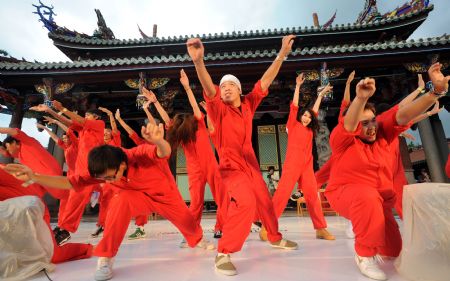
[268,166,275,171]
[2,136,19,147]
[87,145,127,178]
[342,102,376,117]
[86,109,103,119]
[375,103,391,115]
[297,107,319,134]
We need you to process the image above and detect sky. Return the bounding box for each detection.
[1,0,449,146]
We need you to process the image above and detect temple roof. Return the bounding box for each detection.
[2,34,448,75]
[48,5,433,61]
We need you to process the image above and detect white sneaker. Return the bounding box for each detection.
[354,254,387,280]
[95,257,114,281]
[346,221,355,239]
[196,238,215,250]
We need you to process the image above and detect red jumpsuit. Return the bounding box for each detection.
[13,129,69,227]
[97,130,122,227]
[59,119,104,233]
[0,168,92,263]
[68,144,203,257]
[181,114,226,232]
[204,81,282,254]
[272,103,327,229]
[314,100,349,188]
[325,105,408,257]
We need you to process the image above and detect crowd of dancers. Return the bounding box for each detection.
[1,35,449,281]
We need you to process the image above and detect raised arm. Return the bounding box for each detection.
[142,88,171,125]
[52,100,85,124]
[292,73,305,107]
[260,35,295,92]
[312,83,333,114]
[180,69,202,118]
[343,71,355,103]
[410,101,443,124]
[396,63,449,126]
[186,38,216,98]
[142,101,157,126]
[2,164,73,190]
[29,104,72,126]
[344,78,377,132]
[199,101,214,133]
[36,123,60,144]
[0,127,18,136]
[44,116,69,132]
[99,107,118,134]
[398,74,425,108]
[114,109,137,135]
[141,123,171,158]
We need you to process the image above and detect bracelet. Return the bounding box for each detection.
[426,81,448,98]
[417,87,425,94]
[275,55,287,61]
[22,179,35,187]
[63,108,68,112]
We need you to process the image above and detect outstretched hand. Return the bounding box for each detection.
[428,62,450,93]
[355,78,376,99]
[296,73,305,86]
[2,163,34,183]
[142,87,157,103]
[279,35,296,57]
[319,83,333,97]
[141,123,164,144]
[417,74,425,90]
[36,123,46,130]
[180,69,190,89]
[186,38,205,63]
[29,104,49,112]
[400,132,416,141]
[52,100,64,111]
[98,107,113,116]
[347,71,356,84]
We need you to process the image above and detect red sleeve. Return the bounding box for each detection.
[84,120,105,133]
[68,174,102,192]
[203,85,225,129]
[376,105,411,144]
[446,154,450,178]
[129,131,145,146]
[13,129,35,144]
[125,144,170,165]
[111,130,122,147]
[338,100,350,122]
[286,103,299,132]
[56,139,65,149]
[245,80,269,115]
[330,121,361,154]
[69,121,84,132]
[67,129,78,146]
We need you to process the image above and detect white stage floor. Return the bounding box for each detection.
[30,216,409,281]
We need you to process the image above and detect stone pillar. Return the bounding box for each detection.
[399,136,415,184]
[417,118,448,182]
[9,98,24,129]
[314,109,332,167]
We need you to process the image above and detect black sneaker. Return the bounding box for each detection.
[213,230,222,239]
[91,226,104,238]
[55,229,71,246]
[290,191,303,201]
[52,226,60,235]
[253,221,262,228]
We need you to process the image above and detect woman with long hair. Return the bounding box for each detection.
[270,73,335,241]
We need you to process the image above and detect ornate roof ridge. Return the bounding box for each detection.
[48,5,433,46]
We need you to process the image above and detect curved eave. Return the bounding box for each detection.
[48,6,433,50]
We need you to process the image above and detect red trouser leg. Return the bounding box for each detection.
[94,188,203,258]
[272,165,302,218]
[218,170,282,254]
[57,197,68,227]
[393,174,407,220]
[187,172,207,227]
[252,171,282,242]
[315,159,332,189]
[59,185,95,233]
[208,169,228,232]
[45,187,70,227]
[97,185,114,227]
[135,215,148,226]
[326,185,401,257]
[299,165,327,229]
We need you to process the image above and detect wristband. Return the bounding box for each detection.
[275,55,287,61]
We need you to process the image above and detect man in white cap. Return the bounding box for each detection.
[186,34,298,276]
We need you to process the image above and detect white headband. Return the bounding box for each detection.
[220,74,241,91]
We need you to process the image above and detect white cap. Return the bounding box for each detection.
[220,74,241,91]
